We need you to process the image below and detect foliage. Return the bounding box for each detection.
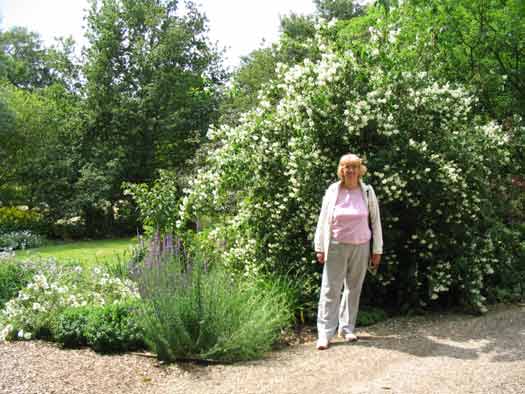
[0,27,79,91]
[484,222,525,303]
[314,0,365,19]
[0,97,17,189]
[123,170,180,234]
[178,26,519,315]
[220,47,278,126]
[1,1,224,238]
[77,0,225,235]
[0,259,139,341]
[137,250,293,362]
[0,207,45,234]
[52,305,91,348]
[83,301,145,353]
[0,231,45,250]
[357,0,525,120]
[0,84,80,218]
[356,306,388,327]
[0,260,31,310]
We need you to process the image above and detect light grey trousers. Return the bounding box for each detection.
[317,240,370,340]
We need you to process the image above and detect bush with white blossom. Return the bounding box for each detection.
[177,27,520,315]
[0,258,139,341]
[0,230,45,250]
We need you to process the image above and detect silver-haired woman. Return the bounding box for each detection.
[314,153,383,350]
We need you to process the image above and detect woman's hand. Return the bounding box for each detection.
[316,252,325,264]
[370,253,381,270]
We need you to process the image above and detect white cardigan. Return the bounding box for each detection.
[314,180,383,255]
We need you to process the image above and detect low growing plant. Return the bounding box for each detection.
[0,258,139,342]
[53,305,91,348]
[137,251,294,363]
[0,260,32,309]
[0,231,45,250]
[84,301,145,353]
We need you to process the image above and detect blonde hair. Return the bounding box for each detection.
[337,153,367,180]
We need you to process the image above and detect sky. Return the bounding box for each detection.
[0,0,317,68]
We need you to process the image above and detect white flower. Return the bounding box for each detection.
[0,325,13,341]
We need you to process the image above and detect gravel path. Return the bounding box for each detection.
[1,304,524,394]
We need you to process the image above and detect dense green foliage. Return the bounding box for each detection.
[82,301,145,353]
[0,207,45,234]
[0,260,31,309]
[0,27,78,90]
[123,170,180,234]
[76,0,224,235]
[52,306,91,348]
[0,0,224,238]
[137,251,294,362]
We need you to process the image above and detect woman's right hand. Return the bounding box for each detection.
[316,252,325,264]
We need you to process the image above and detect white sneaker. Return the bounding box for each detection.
[316,338,329,350]
[344,333,358,342]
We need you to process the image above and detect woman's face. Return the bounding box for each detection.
[340,160,360,185]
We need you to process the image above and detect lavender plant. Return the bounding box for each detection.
[136,236,293,362]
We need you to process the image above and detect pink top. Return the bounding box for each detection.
[331,186,371,244]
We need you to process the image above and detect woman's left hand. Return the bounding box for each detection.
[371,253,381,270]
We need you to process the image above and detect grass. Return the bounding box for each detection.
[14,237,137,267]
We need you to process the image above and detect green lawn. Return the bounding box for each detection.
[14,237,138,267]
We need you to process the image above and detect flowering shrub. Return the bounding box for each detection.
[0,230,45,250]
[177,27,519,314]
[0,207,45,234]
[0,259,139,341]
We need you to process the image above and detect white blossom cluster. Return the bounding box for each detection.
[0,259,139,342]
[176,23,513,312]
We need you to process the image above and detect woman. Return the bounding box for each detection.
[314,153,383,350]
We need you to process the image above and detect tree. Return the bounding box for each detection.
[0,84,79,214]
[78,0,224,234]
[314,0,365,20]
[0,95,17,191]
[0,27,79,91]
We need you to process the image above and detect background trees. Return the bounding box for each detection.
[1,0,224,237]
[75,0,225,236]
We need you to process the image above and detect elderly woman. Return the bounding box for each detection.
[314,153,383,350]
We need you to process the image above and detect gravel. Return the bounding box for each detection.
[1,304,524,394]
